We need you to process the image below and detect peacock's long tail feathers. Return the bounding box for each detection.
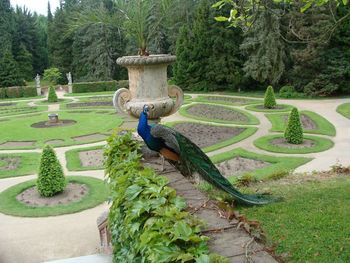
[174,132,278,206]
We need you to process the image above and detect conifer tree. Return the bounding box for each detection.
[0,51,23,87]
[264,85,277,108]
[284,108,303,144]
[37,145,66,197]
[48,86,58,102]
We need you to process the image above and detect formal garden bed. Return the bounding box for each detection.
[0,176,108,217]
[194,95,262,106]
[210,148,311,181]
[166,121,257,152]
[337,102,350,119]
[34,98,73,105]
[180,103,259,124]
[65,146,105,171]
[0,102,48,117]
[245,103,294,112]
[266,110,336,136]
[0,112,123,149]
[0,153,40,179]
[254,134,334,154]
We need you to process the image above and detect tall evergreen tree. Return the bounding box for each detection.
[0,51,23,87]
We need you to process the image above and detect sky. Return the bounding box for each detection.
[10,0,60,16]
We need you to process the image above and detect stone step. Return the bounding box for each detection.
[43,254,112,263]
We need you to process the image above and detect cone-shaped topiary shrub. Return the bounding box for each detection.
[48,86,58,103]
[264,85,277,109]
[37,145,66,197]
[284,107,303,144]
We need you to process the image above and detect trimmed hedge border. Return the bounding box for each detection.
[0,176,108,217]
[245,103,293,112]
[180,103,260,125]
[253,134,334,154]
[0,86,37,99]
[266,110,336,136]
[72,80,128,93]
[210,148,311,181]
[165,121,258,152]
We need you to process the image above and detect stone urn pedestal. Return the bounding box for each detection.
[113,55,184,120]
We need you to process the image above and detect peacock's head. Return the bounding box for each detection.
[143,104,150,114]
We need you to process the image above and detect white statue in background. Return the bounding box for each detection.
[35,74,40,88]
[66,72,72,85]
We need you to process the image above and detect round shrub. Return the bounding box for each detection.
[264,85,277,109]
[284,107,303,144]
[48,86,58,103]
[37,145,66,197]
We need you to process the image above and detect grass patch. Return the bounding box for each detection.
[254,134,334,154]
[240,177,350,262]
[266,110,336,136]
[0,102,48,117]
[194,95,262,106]
[165,121,258,152]
[0,176,108,217]
[245,103,293,112]
[337,102,350,120]
[66,145,105,171]
[64,91,115,97]
[0,153,40,179]
[179,103,260,125]
[35,98,73,105]
[0,111,123,149]
[210,148,311,181]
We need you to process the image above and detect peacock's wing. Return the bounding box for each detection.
[151,125,277,206]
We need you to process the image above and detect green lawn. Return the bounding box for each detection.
[180,103,260,125]
[0,176,108,217]
[65,145,105,171]
[254,134,334,154]
[210,148,311,181]
[337,102,350,120]
[0,153,40,179]
[240,177,350,262]
[0,102,48,117]
[0,111,123,149]
[266,110,336,136]
[64,91,115,97]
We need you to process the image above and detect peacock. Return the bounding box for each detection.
[137,105,276,206]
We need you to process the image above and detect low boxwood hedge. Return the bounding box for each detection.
[72,80,128,93]
[0,86,37,99]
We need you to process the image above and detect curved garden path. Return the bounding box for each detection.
[0,92,349,262]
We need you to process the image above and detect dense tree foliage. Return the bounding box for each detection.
[0,0,350,96]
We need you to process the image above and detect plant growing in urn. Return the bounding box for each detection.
[284,107,303,144]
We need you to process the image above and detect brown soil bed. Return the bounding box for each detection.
[216,157,270,178]
[85,96,112,101]
[271,138,316,148]
[0,157,20,171]
[31,120,77,128]
[45,139,65,145]
[173,123,246,148]
[79,149,104,167]
[16,183,89,207]
[0,103,15,107]
[255,104,287,110]
[186,104,248,122]
[203,96,256,105]
[67,111,94,114]
[283,114,318,130]
[0,141,36,148]
[72,133,108,142]
[67,101,112,108]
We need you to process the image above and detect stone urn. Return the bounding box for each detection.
[113,54,184,120]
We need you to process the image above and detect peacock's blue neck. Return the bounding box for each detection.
[137,112,151,141]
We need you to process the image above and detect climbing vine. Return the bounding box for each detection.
[104,130,227,263]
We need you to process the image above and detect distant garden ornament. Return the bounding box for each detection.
[35,74,41,96]
[66,72,72,93]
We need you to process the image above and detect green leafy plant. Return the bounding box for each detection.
[284,108,304,144]
[264,85,277,109]
[104,131,227,263]
[48,86,58,103]
[43,68,62,84]
[37,145,66,197]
